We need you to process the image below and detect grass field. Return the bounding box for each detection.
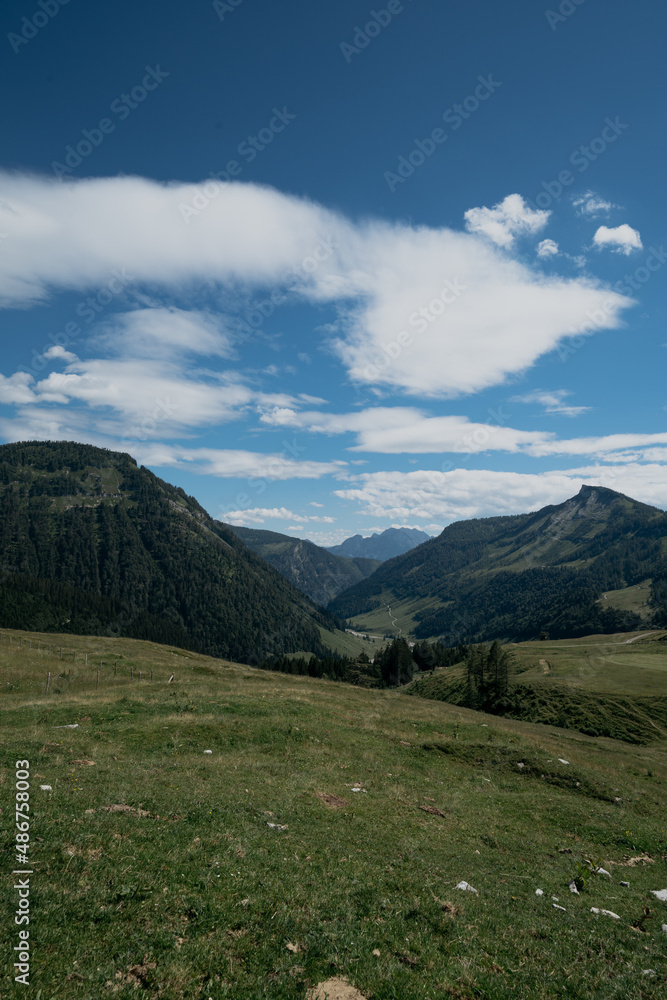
[349,594,447,637]
[408,632,667,746]
[598,581,653,619]
[1,628,666,999]
[509,631,667,696]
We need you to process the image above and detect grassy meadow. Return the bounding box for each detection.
[1,628,666,999]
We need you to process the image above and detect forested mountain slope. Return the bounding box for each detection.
[329,485,667,643]
[227,525,380,605]
[0,441,335,661]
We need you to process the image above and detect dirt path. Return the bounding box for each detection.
[384,603,402,637]
[539,632,657,648]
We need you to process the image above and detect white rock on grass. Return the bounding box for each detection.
[650,889,667,902]
[590,908,620,920]
[455,881,478,894]
[661,924,667,934]
[40,784,52,791]
[557,759,569,764]
[620,881,630,888]
[595,867,612,878]
[568,881,579,894]
[553,904,566,911]
[535,889,544,896]
[203,750,212,754]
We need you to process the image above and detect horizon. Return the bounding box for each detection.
[1,0,666,546]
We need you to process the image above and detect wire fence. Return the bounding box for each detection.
[0,630,175,695]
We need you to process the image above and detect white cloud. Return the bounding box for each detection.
[261,405,552,453]
[573,192,617,217]
[511,389,590,418]
[593,224,642,255]
[536,239,559,258]
[464,194,550,248]
[309,501,324,507]
[0,372,36,405]
[43,345,78,363]
[96,307,232,359]
[223,507,300,525]
[334,464,667,523]
[330,229,630,396]
[0,174,634,400]
[32,359,254,431]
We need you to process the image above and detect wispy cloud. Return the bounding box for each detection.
[511,389,590,417]
[334,464,667,523]
[573,191,618,217]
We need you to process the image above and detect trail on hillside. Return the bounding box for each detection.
[384,604,402,637]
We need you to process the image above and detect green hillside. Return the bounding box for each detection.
[408,632,667,745]
[0,441,337,662]
[330,485,667,643]
[227,525,381,605]
[1,628,665,998]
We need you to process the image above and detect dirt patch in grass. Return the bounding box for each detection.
[306,977,368,1000]
[419,804,448,817]
[315,792,348,809]
[101,804,152,818]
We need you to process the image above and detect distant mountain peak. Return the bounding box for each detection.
[326,526,431,561]
[577,483,621,500]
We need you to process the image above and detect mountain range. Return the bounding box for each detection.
[3,442,667,657]
[325,527,431,560]
[0,441,337,662]
[328,485,667,643]
[226,525,381,606]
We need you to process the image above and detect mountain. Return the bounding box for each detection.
[329,485,667,643]
[226,525,381,606]
[0,441,337,662]
[326,526,431,561]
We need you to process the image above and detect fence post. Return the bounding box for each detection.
[114,661,117,676]
[84,653,88,666]
[150,670,153,681]
[46,672,51,694]
[131,666,134,679]
[59,646,62,659]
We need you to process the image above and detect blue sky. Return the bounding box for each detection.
[1,0,665,544]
